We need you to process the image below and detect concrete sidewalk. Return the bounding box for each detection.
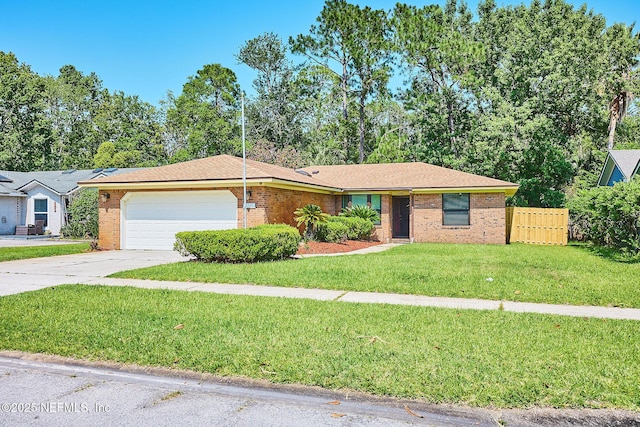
[1,247,639,321]
[88,277,640,321]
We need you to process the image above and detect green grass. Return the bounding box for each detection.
[111,243,640,308]
[0,243,90,262]
[0,285,638,409]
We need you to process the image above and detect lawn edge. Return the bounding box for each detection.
[2,350,639,424]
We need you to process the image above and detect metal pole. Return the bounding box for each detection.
[242,92,247,229]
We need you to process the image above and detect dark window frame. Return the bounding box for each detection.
[442,193,470,226]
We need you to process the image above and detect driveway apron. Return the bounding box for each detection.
[0,251,186,296]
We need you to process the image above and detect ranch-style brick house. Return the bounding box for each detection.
[79,155,519,250]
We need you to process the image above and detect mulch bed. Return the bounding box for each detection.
[296,240,382,255]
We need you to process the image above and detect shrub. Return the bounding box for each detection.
[340,205,380,224]
[569,180,640,254]
[316,216,375,242]
[294,204,329,240]
[174,224,301,263]
[315,221,349,243]
[61,189,98,239]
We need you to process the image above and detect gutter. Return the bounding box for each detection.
[78,177,342,195]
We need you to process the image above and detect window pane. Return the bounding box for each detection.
[35,213,48,226]
[351,195,367,206]
[443,211,469,225]
[34,199,47,213]
[370,195,381,210]
[342,195,350,209]
[443,194,469,210]
[443,193,469,226]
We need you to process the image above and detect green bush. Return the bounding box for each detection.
[569,179,640,254]
[174,224,301,263]
[61,189,98,239]
[316,216,375,242]
[315,220,349,243]
[334,216,375,240]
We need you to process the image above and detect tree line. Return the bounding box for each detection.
[1,0,638,207]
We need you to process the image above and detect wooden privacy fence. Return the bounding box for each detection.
[506,207,569,246]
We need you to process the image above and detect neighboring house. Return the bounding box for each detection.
[597,150,640,186]
[0,168,139,236]
[79,155,519,250]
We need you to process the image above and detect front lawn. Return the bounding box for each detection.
[0,285,637,409]
[111,243,640,308]
[0,243,90,262]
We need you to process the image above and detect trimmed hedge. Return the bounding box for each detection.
[315,221,349,243]
[316,216,375,242]
[174,224,301,263]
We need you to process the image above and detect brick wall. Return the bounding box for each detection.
[251,187,337,229]
[97,187,506,249]
[98,189,125,250]
[412,193,506,244]
[375,194,393,242]
[97,186,338,250]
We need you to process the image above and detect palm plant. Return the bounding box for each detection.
[294,204,329,240]
[340,205,380,224]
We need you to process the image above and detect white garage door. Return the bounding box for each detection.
[122,190,237,250]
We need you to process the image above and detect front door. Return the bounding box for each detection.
[392,196,410,238]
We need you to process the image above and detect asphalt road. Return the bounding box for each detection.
[0,355,497,427]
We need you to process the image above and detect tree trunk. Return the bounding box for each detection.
[607,113,618,150]
[608,92,630,150]
[447,97,457,153]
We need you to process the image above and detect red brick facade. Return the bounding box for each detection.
[244,187,338,228]
[411,193,506,244]
[98,187,506,249]
[97,186,338,250]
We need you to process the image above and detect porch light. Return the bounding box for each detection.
[100,192,110,203]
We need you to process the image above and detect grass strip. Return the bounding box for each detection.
[0,285,638,409]
[111,243,640,308]
[0,243,90,262]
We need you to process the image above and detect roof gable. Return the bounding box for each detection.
[0,168,143,195]
[597,150,640,186]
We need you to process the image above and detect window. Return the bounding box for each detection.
[342,194,381,225]
[443,193,469,226]
[34,198,48,226]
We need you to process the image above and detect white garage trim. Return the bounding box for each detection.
[121,190,237,250]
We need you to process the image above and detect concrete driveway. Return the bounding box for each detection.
[0,250,187,296]
[0,237,84,247]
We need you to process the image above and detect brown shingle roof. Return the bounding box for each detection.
[80,155,335,188]
[299,162,517,191]
[81,155,518,193]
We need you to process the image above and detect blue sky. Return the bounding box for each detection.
[1,0,637,106]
